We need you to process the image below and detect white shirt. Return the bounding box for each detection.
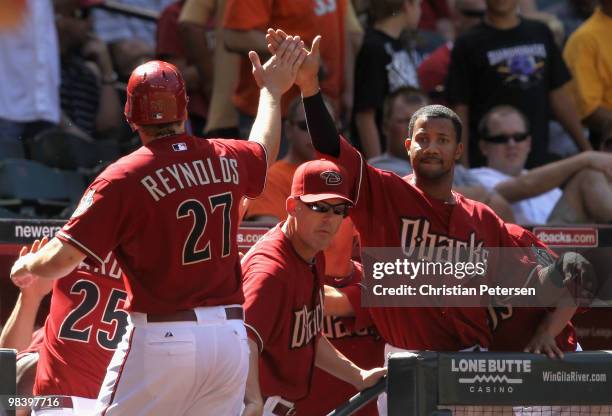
[0,0,60,124]
[470,167,563,225]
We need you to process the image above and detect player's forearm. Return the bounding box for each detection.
[223,29,268,55]
[249,88,282,167]
[323,285,355,317]
[536,307,577,338]
[302,91,340,157]
[24,238,85,280]
[549,87,592,151]
[494,153,591,202]
[0,294,41,351]
[355,111,382,159]
[315,336,363,389]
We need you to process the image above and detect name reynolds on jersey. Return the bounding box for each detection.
[141,157,240,201]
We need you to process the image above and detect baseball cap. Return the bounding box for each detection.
[290,160,353,205]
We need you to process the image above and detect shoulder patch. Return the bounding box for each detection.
[71,189,96,218]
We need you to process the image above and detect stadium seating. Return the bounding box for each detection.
[0,159,87,212]
[27,128,120,171]
[0,139,25,159]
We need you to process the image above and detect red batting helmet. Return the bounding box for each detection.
[124,60,188,126]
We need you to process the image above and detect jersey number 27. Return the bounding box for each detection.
[177,192,233,264]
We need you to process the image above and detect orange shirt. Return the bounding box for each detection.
[223,0,346,116]
[245,159,357,277]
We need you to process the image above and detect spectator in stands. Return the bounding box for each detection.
[0,0,59,143]
[353,0,421,159]
[446,0,591,168]
[91,0,174,78]
[179,0,239,138]
[472,105,612,224]
[55,0,123,140]
[369,87,516,221]
[223,0,348,138]
[369,87,431,176]
[417,0,486,102]
[157,0,208,135]
[563,0,612,150]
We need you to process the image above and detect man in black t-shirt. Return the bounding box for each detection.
[445,0,591,168]
[352,0,422,160]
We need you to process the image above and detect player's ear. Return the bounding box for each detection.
[404,137,411,154]
[286,197,298,216]
[455,140,463,162]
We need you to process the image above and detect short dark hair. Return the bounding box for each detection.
[137,121,183,137]
[478,105,530,139]
[408,105,463,142]
[383,87,430,124]
[370,0,414,21]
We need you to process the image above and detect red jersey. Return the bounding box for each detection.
[325,137,526,351]
[34,252,127,398]
[294,261,384,416]
[489,224,577,352]
[241,224,325,401]
[58,134,267,313]
[223,0,346,117]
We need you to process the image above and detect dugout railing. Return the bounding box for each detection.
[329,351,612,416]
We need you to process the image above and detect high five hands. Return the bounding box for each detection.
[265,29,322,95]
[248,35,307,97]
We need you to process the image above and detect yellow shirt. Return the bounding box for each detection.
[563,8,612,119]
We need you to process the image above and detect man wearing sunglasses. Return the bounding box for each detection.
[266,29,603,415]
[241,159,386,416]
[472,105,612,224]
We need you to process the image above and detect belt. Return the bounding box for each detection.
[147,306,244,322]
[272,401,296,416]
[32,396,73,411]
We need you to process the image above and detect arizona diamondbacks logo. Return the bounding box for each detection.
[72,189,95,218]
[320,170,342,185]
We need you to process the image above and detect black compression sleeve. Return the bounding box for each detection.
[302,91,340,158]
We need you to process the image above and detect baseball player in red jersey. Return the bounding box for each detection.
[10,37,307,416]
[294,260,385,416]
[32,250,127,415]
[240,160,386,416]
[266,29,597,415]
[2,239,127,416]
[488,223,579,357]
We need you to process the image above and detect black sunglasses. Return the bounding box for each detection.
[304,201,351,217]
[484,132,530,144]
[291,120,308,131]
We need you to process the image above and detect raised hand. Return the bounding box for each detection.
[10,237,50,289]
[248,35,306,97]
[266,28,321,92]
